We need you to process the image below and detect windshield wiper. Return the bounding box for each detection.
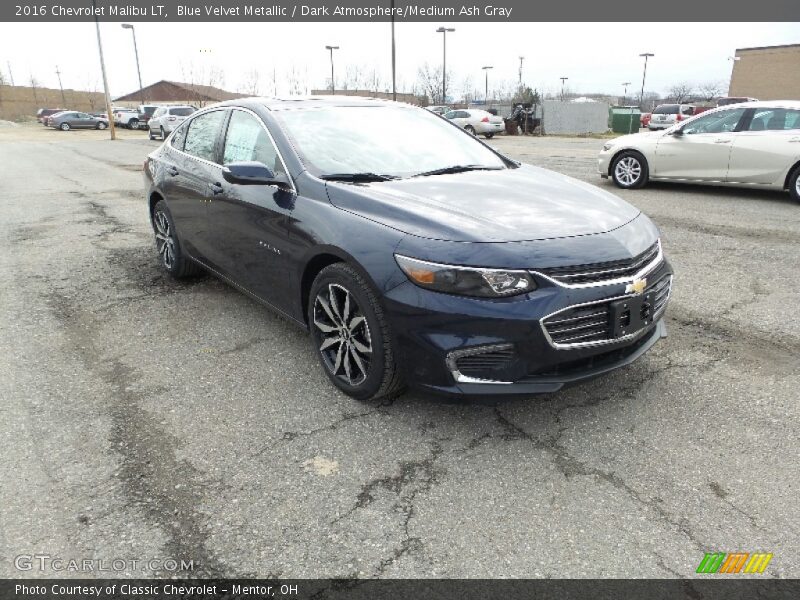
[412,164,504,178]
[321,172,399,182]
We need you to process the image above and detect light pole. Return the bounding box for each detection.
[518,56,524,87]
[121,24,144,105]
[325,45,339,94]
[436,27,455,104]
[622,81,631,105]
[639,52,654,107]
[55,65,66,106]
[559,76,569,101]
[390,0,396,101]
[482,65,493,105]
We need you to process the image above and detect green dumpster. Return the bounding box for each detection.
[611,106,641,134]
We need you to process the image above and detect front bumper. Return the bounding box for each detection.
[383,259,672,397]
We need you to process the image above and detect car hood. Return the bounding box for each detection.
[325,164,640,242]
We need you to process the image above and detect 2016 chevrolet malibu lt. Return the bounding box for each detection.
[599,101,800,202]
[143,97,673,400]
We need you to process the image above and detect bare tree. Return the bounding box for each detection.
[29,74,40,103]
[697,80,723,102]
[238,69,260,96]
[0,71,7,86]
[286,65,305,96]
[416,62,452,105]
[668,82,694,103]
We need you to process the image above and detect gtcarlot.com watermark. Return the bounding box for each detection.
[14,554,198,573]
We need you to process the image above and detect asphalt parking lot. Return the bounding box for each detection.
[1,123,798,579]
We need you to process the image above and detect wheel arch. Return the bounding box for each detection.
[608,147,648,177]
[784,159,800,191]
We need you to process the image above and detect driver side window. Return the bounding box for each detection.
[222,110,284,175]
[682,108,747,135]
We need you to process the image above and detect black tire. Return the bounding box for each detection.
[464,125,476,135]
[128,119,139,130]
[611,150,649,189]
[151,200,203,278]
[148,128,156,140]
[160,127,166,140]
[96,121,107,130]
[787,165,800,203]
[308,263,405,402]
[60,123,70,131]
[484,132,494,139]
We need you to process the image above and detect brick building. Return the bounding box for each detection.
[728,44,800,101]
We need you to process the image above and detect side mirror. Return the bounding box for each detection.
[222,161,289,187]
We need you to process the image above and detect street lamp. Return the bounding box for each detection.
[622,81,631,105]
[325,45,339,94]
[639,52,654,107]
[121,24,144,105]
[482,66,493,105]
[559,76,569,101]
[436,27,455,104]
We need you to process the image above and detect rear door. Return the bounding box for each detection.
[653,107,748,181]
[163,108,227,262]
[727,107,800,185]
[206,108,295,307]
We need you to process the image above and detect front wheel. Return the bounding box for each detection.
[789,166,800,203]
[464,125,476,135]
[611,151,649,189]
[160,127,166,140]
[484,132,494,139]
[309,263,405,401]
[96,121,107,130]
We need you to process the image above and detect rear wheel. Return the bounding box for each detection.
[464,125,476,135]
[309,263,405,402]
[148,128,156,140]
[484,132,494,139]
[96,121,107,130]
[160,127,166,140]
[789,166,800,203]
[60,123,70,131]
[128,119,139,130]
[152,200,202,278]
[611,151,649,189]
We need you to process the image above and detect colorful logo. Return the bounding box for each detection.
[696,552,773,574]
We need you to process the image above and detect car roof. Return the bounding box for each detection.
[215,95,413,111]
[737,100,800,109]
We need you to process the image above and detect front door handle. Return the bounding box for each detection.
[167,166,179,176]
[208,182,224,195]
[714,139,732,144]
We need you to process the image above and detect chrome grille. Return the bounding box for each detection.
[537,241,661,286]
[542,274,672,348]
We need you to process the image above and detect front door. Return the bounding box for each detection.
[653,107,748,182]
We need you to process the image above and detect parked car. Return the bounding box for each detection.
[426,105,451,115]
[144,97,672,400]
[640,112,652,128]
[598,101,800,202]
[444,108,505,138]
[137,104,161,129]
[114,108,141,129]
[717,97,758,107]
[692,106,714,116]
[36,108,65,124]
[147,105,196,140]
[647,104,695,130]
[47,111,109,131]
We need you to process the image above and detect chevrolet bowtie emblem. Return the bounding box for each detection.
[626,278,647,295]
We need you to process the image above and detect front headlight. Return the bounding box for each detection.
[602,142,615,152]
[395,254,536,298]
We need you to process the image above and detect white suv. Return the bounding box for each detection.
[147,105,196,140]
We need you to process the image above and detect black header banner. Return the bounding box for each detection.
[2,579,800,600]
[2,0,799,22]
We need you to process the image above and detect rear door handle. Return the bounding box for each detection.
[167,166,179,176]
[789,137,800,143]
[208,182,224,195]
[714,139,732,144]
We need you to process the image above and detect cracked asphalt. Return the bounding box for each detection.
[1,124,798,579]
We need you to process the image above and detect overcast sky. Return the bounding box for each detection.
[1,22,797,99]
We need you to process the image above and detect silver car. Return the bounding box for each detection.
[444,108,505,139]
[47,111,108,131]
[598,101,800,202]
[648,104,695,130]
[148,105,196,140]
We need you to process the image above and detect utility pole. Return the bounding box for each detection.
[121,24,145,104]
[518,56,524,87]
[622,81,631,105]
[436,27,455,104]
[325,45,339,94]
[560,76,569,101]
[6,61,14,86]
[55,66,66,106]
[92,0,116,140]
[639,52,654,107]
[482,65,493,105]
[390,0,396,101]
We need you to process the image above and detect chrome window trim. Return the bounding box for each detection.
[445,343,515,385]
[530,239,663,289]
[540,275,672,350]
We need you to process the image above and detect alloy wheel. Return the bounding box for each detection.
[615,156,642,186]
[796,175,800,197]
[153,210,176,270]
[313,283,373,386]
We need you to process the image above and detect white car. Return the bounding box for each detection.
[598,101,800,202]
[147,105,196,140]
[648,103,695,130]
[444,108,504,139]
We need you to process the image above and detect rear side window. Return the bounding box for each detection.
[654,105,679,115]
[170,107,195,117]
[748,108,800,131]
[183,110,225,162]
[222,110,283,174]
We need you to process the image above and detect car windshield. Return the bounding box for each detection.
[653,105,679,115]
[274,105,507,178]
[170,107,195,116]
